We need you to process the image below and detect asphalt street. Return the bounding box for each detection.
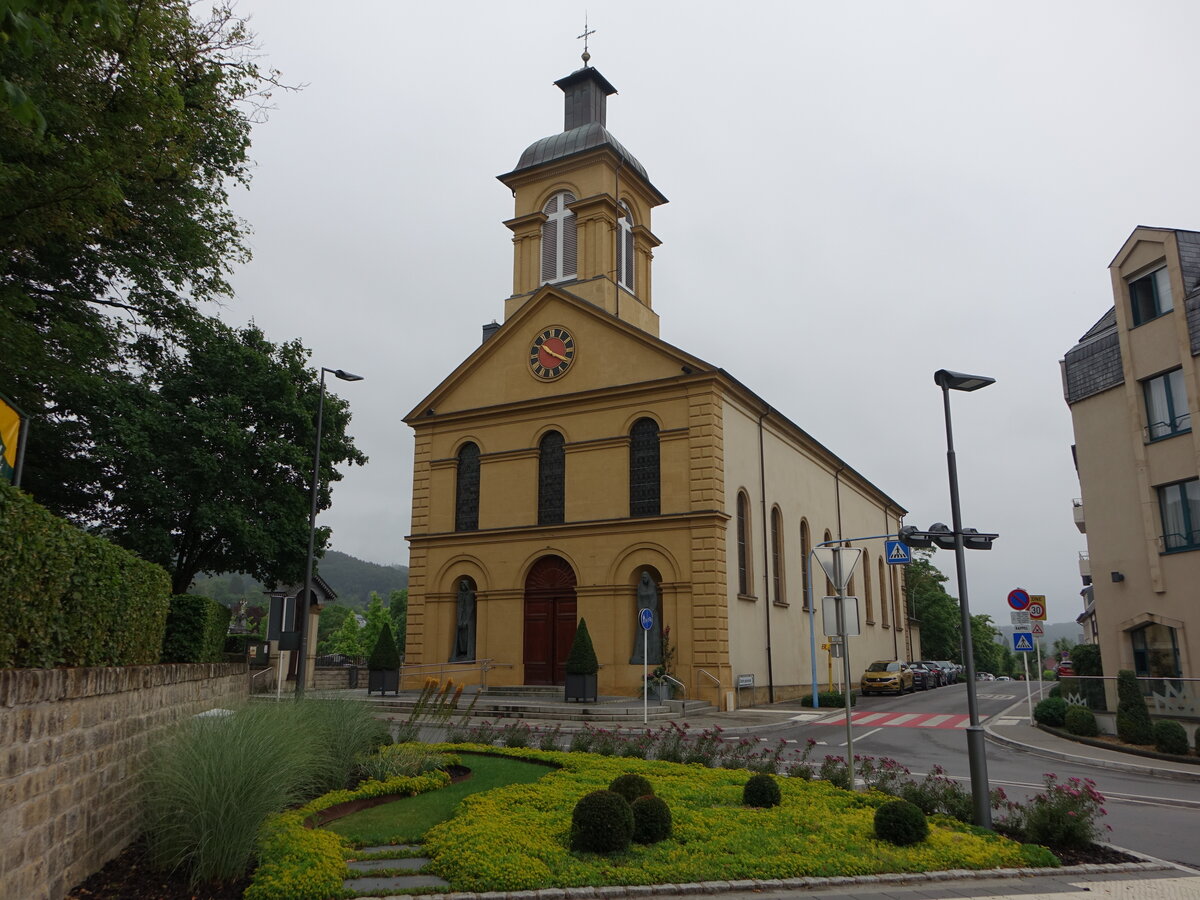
[747,681,1200,870]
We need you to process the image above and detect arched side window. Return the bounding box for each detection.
[881,552,891,627]
[541,192,577,284]
[863,552,874,623]
[771,507,786,605]
[877,557,888,630]
[538,431,565,525]
[800,520,811,610]
[454,442,480,531]
[617,201,635,292]
[737,491,753,596]
[629,418,660,517]
[823,530,834,596]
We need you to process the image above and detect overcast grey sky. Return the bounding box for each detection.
[215,1,1200,625]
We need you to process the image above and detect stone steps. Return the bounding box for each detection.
[343,844,448,895]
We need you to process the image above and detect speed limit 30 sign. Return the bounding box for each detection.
[1029,595,1047,621]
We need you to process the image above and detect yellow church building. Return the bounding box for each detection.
[402,62,919,709]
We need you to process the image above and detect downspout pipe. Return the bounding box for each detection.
[758,407,774,703]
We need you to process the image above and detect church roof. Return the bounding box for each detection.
[509,121,650,182]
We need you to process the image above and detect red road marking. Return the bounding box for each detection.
[819,712,971,729]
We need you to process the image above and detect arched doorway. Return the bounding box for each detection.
[523,555,577,685]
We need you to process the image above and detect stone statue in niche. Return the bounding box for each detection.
[629,570,662,665]
[451,578,476,661]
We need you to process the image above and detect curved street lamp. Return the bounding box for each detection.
[934,368,995,828]
[296,367,364,699]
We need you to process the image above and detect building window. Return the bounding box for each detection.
[863,552,873,623]
[800,520,811,610]
[1143,368,1191,441]
[823,530,833,596]
[737,491,753,596]
[454,442,480,531]
[1130,622,1181,679]
[538,431,565,525]
[629,418,660,517]
[617,201,635,292]
[771,507,786,605]
[540,192,577,284]
[1129,266,1173,326]
[1158,478,1200,552]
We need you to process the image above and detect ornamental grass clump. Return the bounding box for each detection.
[630,794,672,844]
[355,744,450,783]
[742,772,782,808]
[608,772,653,804]
[295,698,391,794]
[874,799,929,846]
[1064,705,1098,737]
[569,790,634,853]
[1153,719,1189,755]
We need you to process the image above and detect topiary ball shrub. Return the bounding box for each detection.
[570,790,634,853]
[631,794,673,844]
[874,799,929,846]
[608,773,653,805]
[1033,696,1068,727]
[742,773,781,808]
[1064,705,1098,737]
[1153,720,1190,756]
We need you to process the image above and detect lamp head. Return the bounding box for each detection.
[934,369,994,392]
[333,369,364,382]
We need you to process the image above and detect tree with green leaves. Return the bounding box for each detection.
[90,318,366,594]
[328,610,365,659]
[389,589,408,657]
[970,614,1003,675]
[359,593,392,661]
[316,605,353,656]
[1,0,285,518]
[904,550,961,661]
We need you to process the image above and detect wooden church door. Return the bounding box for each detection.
[522,555,577,685]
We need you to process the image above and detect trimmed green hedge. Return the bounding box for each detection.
[0,482,170,667]
[161,595,232,663]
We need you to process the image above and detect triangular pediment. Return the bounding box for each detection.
[404,286,709,423]
[1109,226,1174,271]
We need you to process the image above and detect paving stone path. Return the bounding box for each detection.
[343,843,449,894]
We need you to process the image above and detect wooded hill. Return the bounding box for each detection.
[192,551,408,609]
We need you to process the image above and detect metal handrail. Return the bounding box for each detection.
[397,658,512,690]
[697,668,720,689]
[661,673,687,699]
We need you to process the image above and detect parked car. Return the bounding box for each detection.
[914,661,946,687]
[996,675,1013,681]
[909,662,938,690]
[860,660,914,695]
[976,671,995,681]
[934,661,959,684]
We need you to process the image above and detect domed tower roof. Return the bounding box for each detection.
[499,66,665,203]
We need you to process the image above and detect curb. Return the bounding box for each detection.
[984,703,1200,784]
[359,860,1177,900]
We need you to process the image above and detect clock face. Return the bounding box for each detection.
[529,326,576,380]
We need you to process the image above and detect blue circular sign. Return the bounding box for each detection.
[639,608,653,631]
[1007,589,1031,611]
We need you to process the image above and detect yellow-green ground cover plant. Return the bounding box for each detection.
[421,745,1057,893]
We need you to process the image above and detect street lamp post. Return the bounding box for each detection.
[934,368,994,828]
[296,367,363,699]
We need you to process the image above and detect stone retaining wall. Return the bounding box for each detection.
[0,664,248,900]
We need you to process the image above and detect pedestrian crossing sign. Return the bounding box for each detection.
[1012,632,1034,652]
[885,540,912,565]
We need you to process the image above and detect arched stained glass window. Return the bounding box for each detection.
[541,192,577,284]
[737,492,753,596]
[629,418,660,517]
[800,520,811,610]
[455,442,480,531]
[538,431,565,525]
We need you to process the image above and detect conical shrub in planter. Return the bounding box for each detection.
[368,621,400,696]
[1115,669,1152,745]
[564,618,599,702]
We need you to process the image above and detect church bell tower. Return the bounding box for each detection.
[498,61,667,336]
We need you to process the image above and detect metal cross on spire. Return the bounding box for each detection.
[577,14,595,66]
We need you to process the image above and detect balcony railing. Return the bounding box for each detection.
[1072,498,1085,534]
[1077,551,1090,578]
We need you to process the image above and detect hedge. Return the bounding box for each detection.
[0,482,170,667]
[161,595,233,663]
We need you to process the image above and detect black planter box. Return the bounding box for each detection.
[564,672,597,703]
[368,668,399,696]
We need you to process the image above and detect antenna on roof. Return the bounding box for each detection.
[577,13,595,66]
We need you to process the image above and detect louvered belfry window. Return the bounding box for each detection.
[540,192,577,284]
[455,442,480,531]
[538,431,565,525]
[617,202,635,292]
[629,418,660,517]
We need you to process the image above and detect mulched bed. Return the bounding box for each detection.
[65,837,251,900]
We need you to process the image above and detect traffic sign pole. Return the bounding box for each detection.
[1023,653,1032,724]
[643,626,648,724]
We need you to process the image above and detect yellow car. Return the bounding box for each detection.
[860,660,914,695]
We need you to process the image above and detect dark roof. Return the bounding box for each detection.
[264,573,338,601]
[1077,307,1117,344]
[507,121,649,182]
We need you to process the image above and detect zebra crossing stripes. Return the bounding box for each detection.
[819,711,972,730]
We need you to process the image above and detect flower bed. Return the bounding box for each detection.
[421,745,1054,892]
